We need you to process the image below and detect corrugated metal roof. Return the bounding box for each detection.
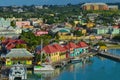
[6,48,34,58]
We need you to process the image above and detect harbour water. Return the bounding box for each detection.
[28,49,120,80]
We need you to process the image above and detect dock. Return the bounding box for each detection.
[98,52,120,61]
[52,52,97,68]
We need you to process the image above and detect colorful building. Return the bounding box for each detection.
[52,44,67,61]
[77,42,89,53]
[6,48,34,67]
[64,42,81,58]
[42,45,60,63]
[34,30,48,36]
[16,21,30,28]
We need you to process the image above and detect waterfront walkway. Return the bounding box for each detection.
[98,51,120,61]
[52,52,97,68]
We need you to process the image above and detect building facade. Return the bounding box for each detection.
[82,3,109,10]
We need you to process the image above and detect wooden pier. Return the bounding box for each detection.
[98,52,120,62]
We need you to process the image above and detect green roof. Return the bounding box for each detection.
[59,29,69,33]
[6,48,34,58]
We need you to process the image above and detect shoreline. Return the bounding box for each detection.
[106,43,120,49]
[107,46,120,49]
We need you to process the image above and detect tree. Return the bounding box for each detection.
[73,30,83,37]
[113,34,120,41]
[11,20,16,27]
[96,41,106,46]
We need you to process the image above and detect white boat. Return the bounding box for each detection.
[34,64,54,72]
[9,64,27,80]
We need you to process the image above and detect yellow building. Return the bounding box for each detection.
[43,44,67,63]
[86,22,95,28]
[43,45,60,63]
[22,25,33,29]
[6,48,34,66]
[59,35,83,40]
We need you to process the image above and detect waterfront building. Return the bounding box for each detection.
[77,42,89,53]
[81,3,109,10]
[52,44,67,61]
[42,45,60,63]
[6,48,34,67]
[64,42,80,58]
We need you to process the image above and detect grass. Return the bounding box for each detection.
[34,65,42,68]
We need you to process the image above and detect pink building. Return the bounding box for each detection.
[34,30,48,36]
[16,21,30,28]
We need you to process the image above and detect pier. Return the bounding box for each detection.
[98,52,120,62]
[52,52,97,68]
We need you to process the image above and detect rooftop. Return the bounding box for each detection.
[6,48,34,58]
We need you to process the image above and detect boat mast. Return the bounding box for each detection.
[41,39,43,63]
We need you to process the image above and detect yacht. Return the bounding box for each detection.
[9,64,27,80]
[34,63,54,72]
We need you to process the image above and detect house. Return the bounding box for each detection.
[42,45,59,63]
[92,27,109,34]
[34,30,48,36]
[86,22,95,28]
[2,39,26,50]
[52,44,67,61]
[77,42,89,53]
[0,26,22,38]
[64,42,80,58]
[16,21,30,28]
[109,27,120,35]
[6,48,34,67]
[50,27,70,36]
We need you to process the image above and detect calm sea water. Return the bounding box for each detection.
[27,49,120,80]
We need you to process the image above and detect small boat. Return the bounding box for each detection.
[70,57,81,64]
[34,63,54,72]
[9,64,27,80]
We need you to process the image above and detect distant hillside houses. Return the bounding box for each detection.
[0,26,22,38]
[92,26,120,35]
[0,18,11,27]
[81,3,118,10]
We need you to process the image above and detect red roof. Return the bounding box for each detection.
[2,39,26,50]
[42,45,58,54]
[6,43,15,50]
[77,42,88,48]
[113,26,119,28]
[52,44,67,52]
[64,42,79,49]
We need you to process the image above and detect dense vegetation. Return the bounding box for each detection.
[20,31,52,52]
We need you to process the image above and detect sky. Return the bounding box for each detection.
[0,0,120,6]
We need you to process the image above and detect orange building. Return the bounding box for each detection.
[81,3,109,10]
